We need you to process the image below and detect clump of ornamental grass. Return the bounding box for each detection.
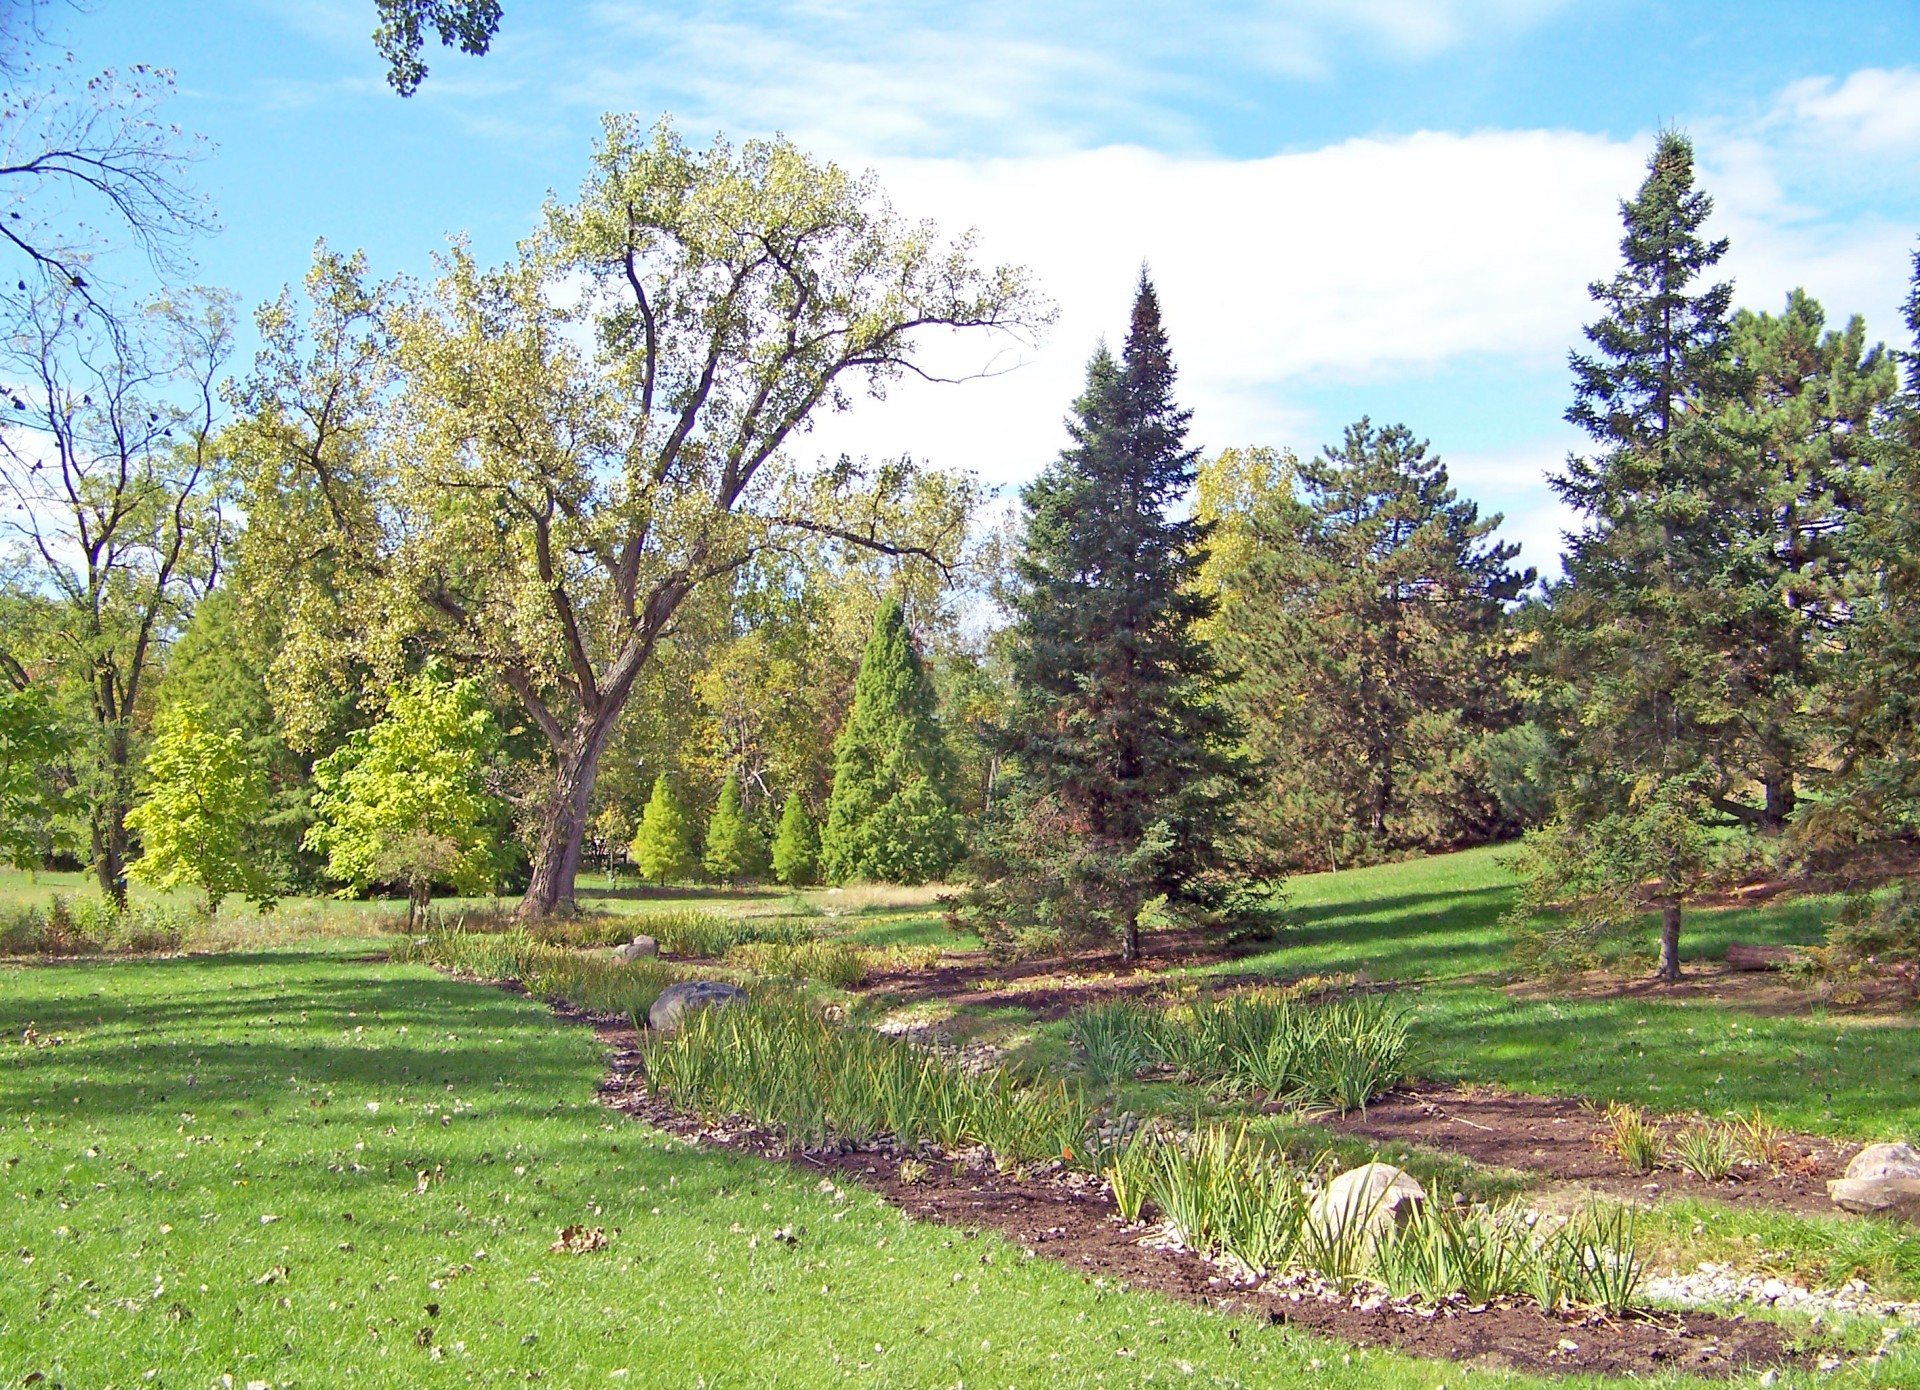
[1595,1100,1664,1174]
[391,929,691,1017]
[1062,990,1413,1112]
[642,993,1096,1167]
[631,908,815,957]
[1670,1121,1738,1182]
[1104,1121,1648,1312]
[724,939,870,988]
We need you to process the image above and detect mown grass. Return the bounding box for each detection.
[1213,847,1920,1139]
[10,946,1865,1389]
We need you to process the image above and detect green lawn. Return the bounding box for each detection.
[1212,847,1920,1140]
[1,944,1593,1390]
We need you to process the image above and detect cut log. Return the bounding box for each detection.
[1726,943,1798,972]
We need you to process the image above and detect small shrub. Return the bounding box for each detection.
[1670,1121,1737,1181]
[1596,1101,1663,1173]
[1728,1107,1789,1171]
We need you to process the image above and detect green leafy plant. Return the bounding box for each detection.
[1670,1121,1737,1181]
[1596,1100,1664,1173]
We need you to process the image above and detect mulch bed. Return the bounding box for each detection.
[550,1000,1813,1380]
[1331,1086,1858,1218]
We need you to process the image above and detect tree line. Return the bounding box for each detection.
[4,92,1920,978]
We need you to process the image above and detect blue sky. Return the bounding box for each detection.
[56,0,1920,572]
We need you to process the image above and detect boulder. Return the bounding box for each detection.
[1829,1142,1920,1223]
[615,935,659,963]
[1310,1163,1426,1246]
[648,980,747,1035]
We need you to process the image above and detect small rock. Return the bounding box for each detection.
[1816,1355,1843,1371]
[1758,1371,1779,1387]
[1309,1164,1426,1248]
[615,936,659,963]
[1760,1278,1789,1302]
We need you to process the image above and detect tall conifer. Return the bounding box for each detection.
[630,774,697,885]
[967,273,1253,960]
[820,599,962,884]
[703,773,769,883]
[1526,132,1741,980]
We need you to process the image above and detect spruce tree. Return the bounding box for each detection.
[966,273,1254,960]
[630,774,697,885]
[771,794,820,886]
[703,773,768,883]
[1528,132,1742,980]
[820,598,963,884]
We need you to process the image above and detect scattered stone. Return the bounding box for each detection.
[1827,1141,1920,1223]
[1309,1163,1426,1246]
[615,936,659,963]
[647,980,747,1034]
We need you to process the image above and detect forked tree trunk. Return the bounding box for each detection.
[1657,902,1683,982]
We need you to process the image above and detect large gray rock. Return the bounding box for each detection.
[1310,1163,1427,1246]
[615,935,659,963]
[648,980,747,1034]
[1829,1142,1920,1223]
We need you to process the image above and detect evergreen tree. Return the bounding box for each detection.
[771,794,820,886]
[1205,424,1534,868]
[630,774,697,885]
[964,274,1254,960]
[820,598,963,884]
[1527,131,1743,980]
[702,773,768,883]
[1826,251,1920,843]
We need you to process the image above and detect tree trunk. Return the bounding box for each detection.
[1657,902,1682,981]
[409,883,431,932]
[517,710,621,919]
[1763,768,1796,830]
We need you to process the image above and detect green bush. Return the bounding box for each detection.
[0,895,193,956]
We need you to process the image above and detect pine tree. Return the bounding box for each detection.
[965,273,1254,961]
[820,598,963,884]
[630,774,697,885]
[1528,131,1743,980]
[1206,423,1533,867]
[703,773,768,883]
[771,794,820,886]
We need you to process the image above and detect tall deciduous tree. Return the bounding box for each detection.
[966,275,1253,961]
[253,120,1040,920]
[125,701,275,912]
[0,681,66,869]
[1529,131,1742,980]
[1203,424,1533,868]
[0,281,232,904]
[822,597,963,884]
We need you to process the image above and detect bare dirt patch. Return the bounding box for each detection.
[560,1006,1813,1380]
[853,929,1273,1020]
[1331,1086,1857,1218]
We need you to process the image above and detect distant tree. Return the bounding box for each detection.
[0,281,233,905]
[1712,292,1895,830]
[1204,423,1534,868]
[630,774,697,885]
[125,702,275,913]
[821,597,964,884]
[0,682,67,870]
[1823,251,1920,845]
[1529,131,1743,980]
[771,794,820,887]
[373,0,503,95]
[702,773,768,884]
[962,275,1256,961]
[305,668,502,927]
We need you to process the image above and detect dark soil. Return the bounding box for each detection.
[1331,1086,1857,1218]
[562,1005,1813,1381]
[855,929,1274,1021]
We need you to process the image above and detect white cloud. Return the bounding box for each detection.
[1777,68,1920,153]
[800,131,1644,496]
